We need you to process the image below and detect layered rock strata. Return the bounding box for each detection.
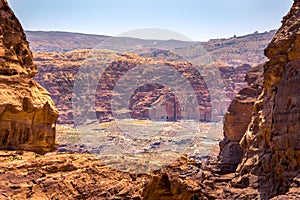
[0,0,58,154]
[234,1,300,197]
[33,51,251,124]
[219,64,263,173]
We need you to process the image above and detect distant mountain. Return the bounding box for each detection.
[202,30,277,65]
[25,31,197,53]
[26,30,276,66]
[26,31,109,52]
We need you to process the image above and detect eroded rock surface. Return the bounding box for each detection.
[0,0,58,154]
[0,151,150,200]
[33,50,253,125]
[146,1,300,198]
[232,0,300,198]
[218,64,263,173]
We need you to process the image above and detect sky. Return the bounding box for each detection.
[7,0,293,41]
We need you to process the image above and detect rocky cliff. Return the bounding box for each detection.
[33,50,250,125]
[0,151,151,199]
[141,8,300,195]
[23,18,275,126]
[213,0,300,198]
[0,0,58,154]
[144,1,300,199]
[219,63,264,173]
[233,0,300,198]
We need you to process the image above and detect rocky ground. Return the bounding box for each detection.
[55,121,221,173]
[0,151,150,200]
[1,149,298,200]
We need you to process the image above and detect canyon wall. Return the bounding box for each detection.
[142,2,300,199]
[0,0,58,154]
[33,50,250,125]
[216,0,300,198]
[219,64,264,173]
[235,1,300,197]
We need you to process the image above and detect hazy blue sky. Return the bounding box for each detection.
[8,0,293,41]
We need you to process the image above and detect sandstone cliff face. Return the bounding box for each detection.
[33,50,250,125]
[0,0,58,154]
[142,1,300,198]
[219,64,263,173]
[231,0,300,198]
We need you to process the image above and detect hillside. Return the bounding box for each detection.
[29,30,275,124]
[26,30,275,67]
[33,50,251,124]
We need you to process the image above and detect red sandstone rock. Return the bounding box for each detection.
[0,151,150,200]
[218,64,263,173]
[0,0,58,154]
[234,0,300,198]
[33,50,252,125]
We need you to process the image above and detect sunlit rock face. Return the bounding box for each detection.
[228,0,300,198]
[0,0,58,154]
